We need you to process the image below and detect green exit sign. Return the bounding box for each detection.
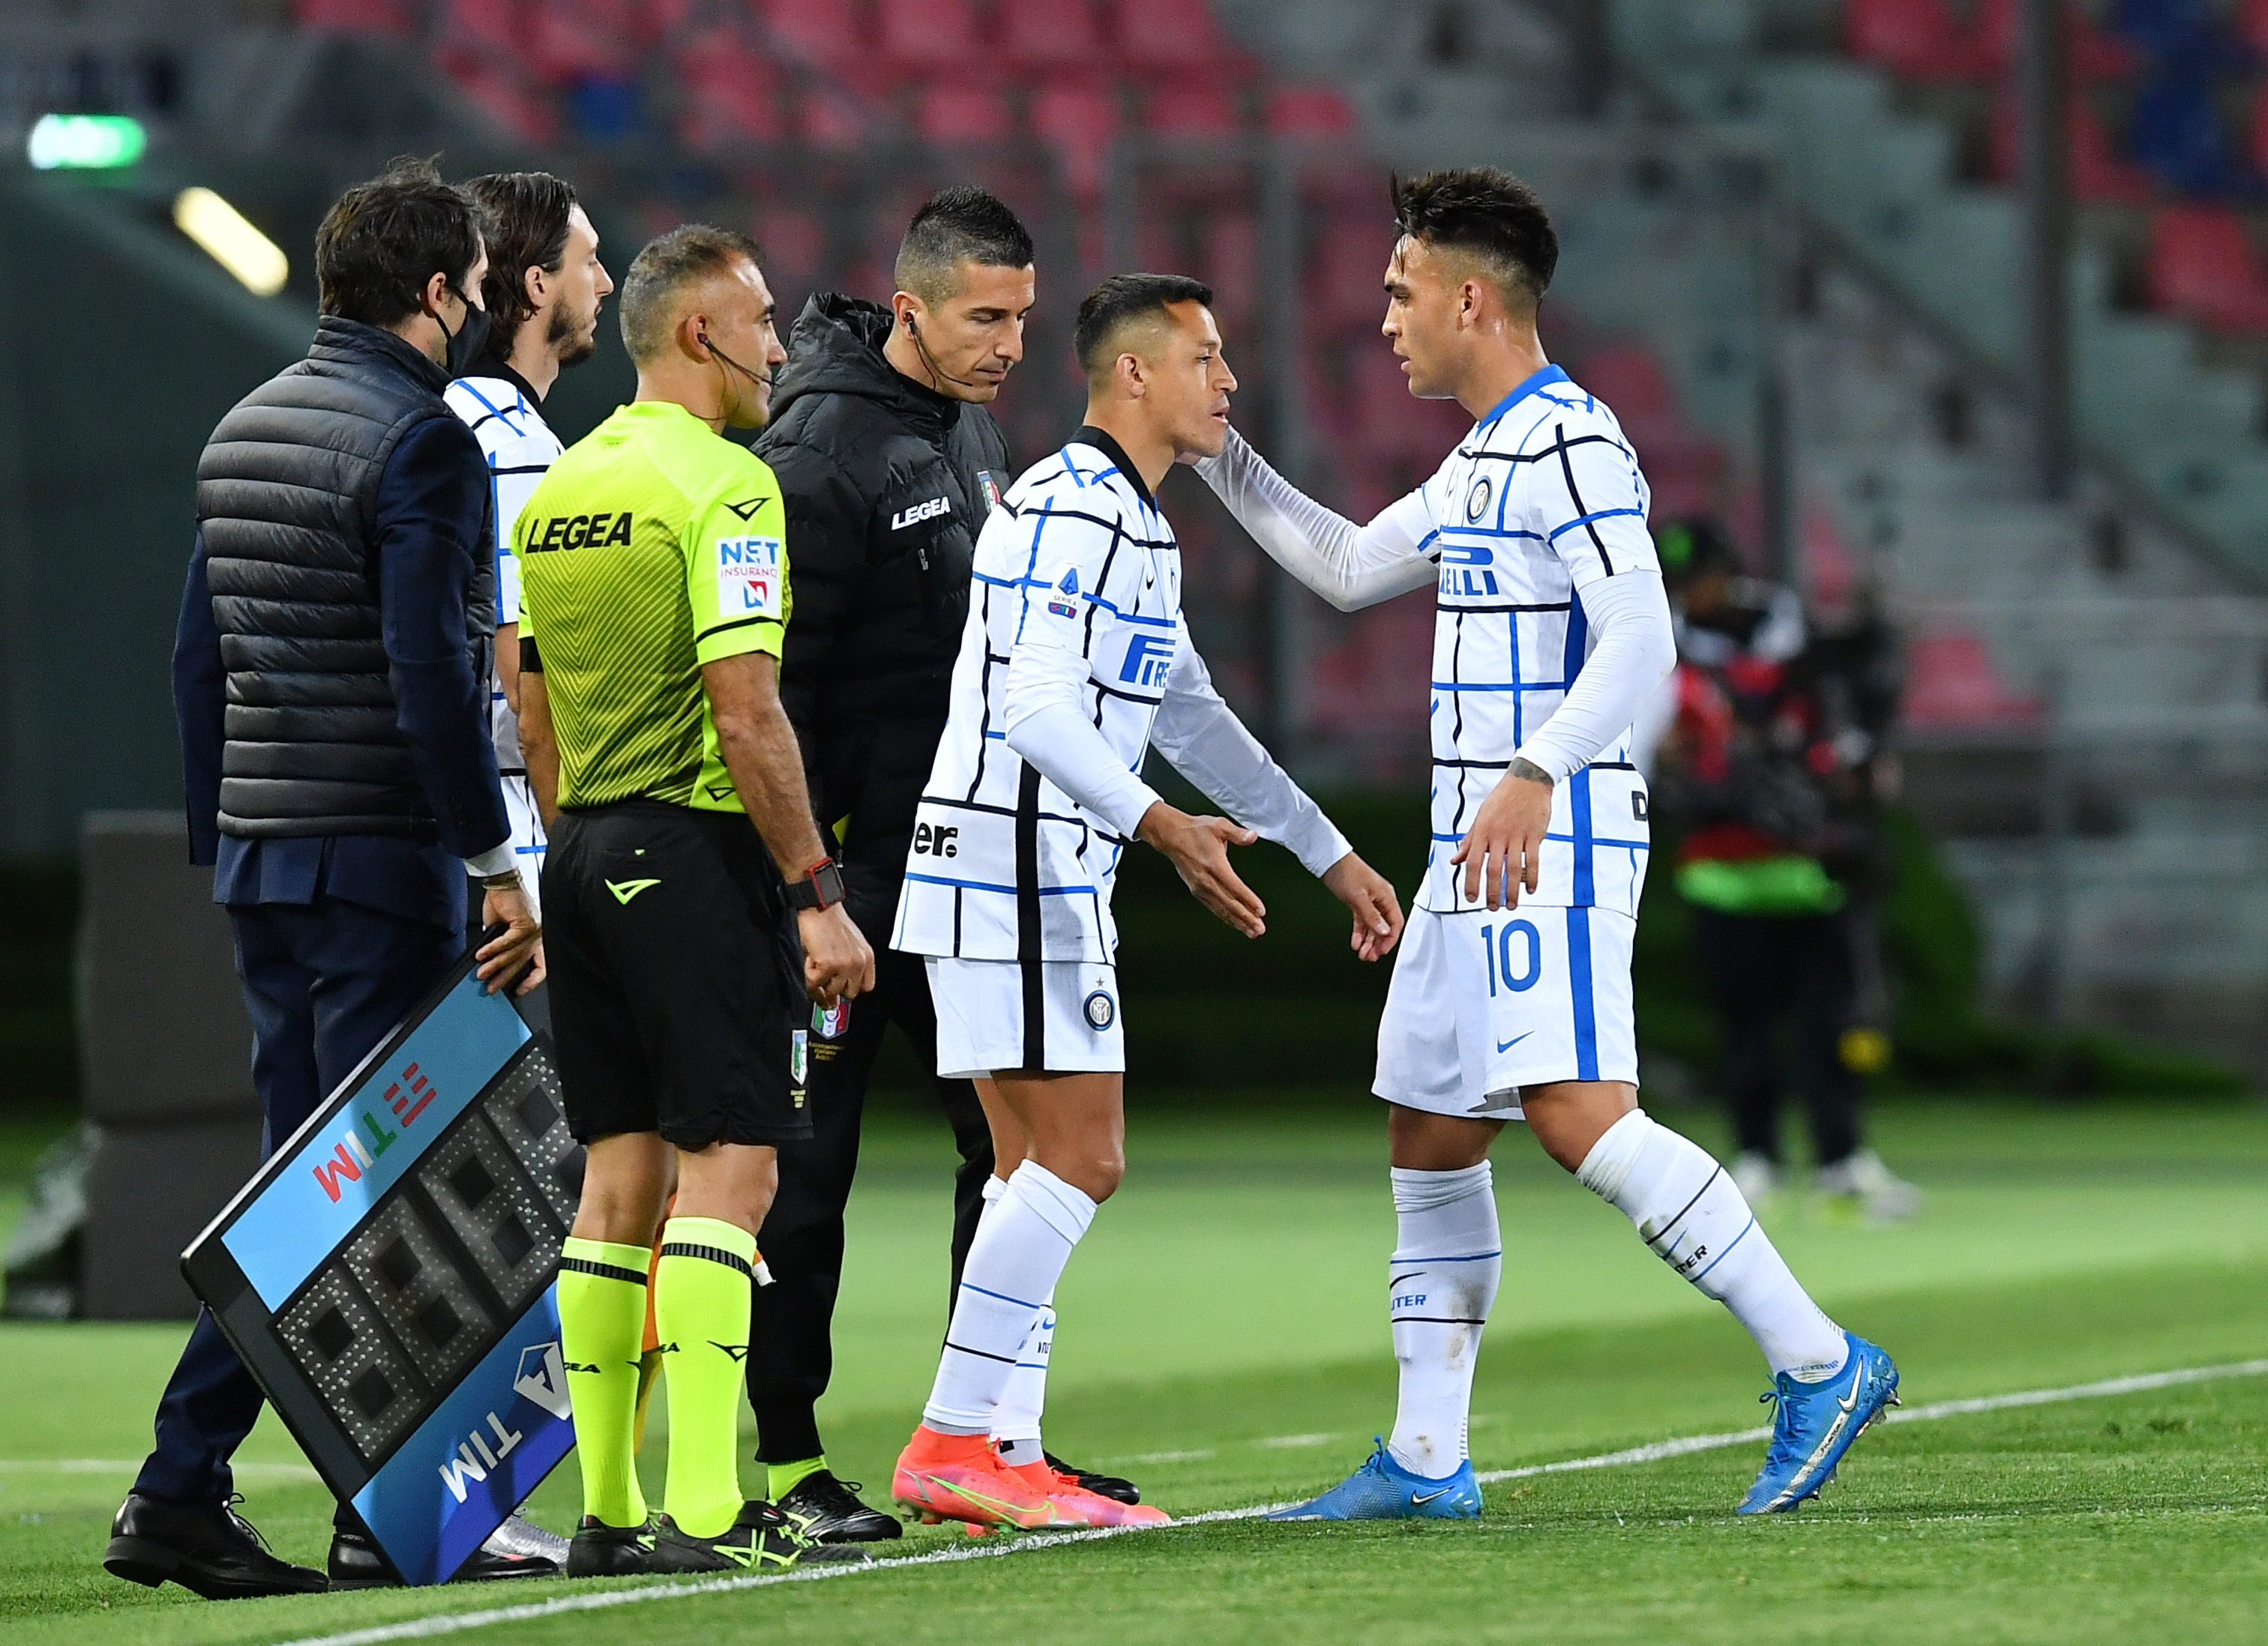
[25,113,148,171]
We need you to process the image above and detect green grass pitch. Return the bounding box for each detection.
[4,1094,2267,1645]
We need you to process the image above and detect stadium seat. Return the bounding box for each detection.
[671,28,785,149]
[1308,222,1392,332]
[795,79,874,148]
[2129,70,2262,197]
[439,55,560,142]
[529,0,643,87]
[751,205,826,290]
[1988,85,2153,202]
[292,0,417,34]
[1974,0,2139,79]
[1844,0,1990,80]
[566,76,642,140]
[1202,208,1257,324]
[2112,0,2250,70]
[1574,345,1725,520]
[878,0,984,76]
[1114,0,1235,73]
[758,0,864,73]
[1264,85,1357,136]
[997,0,1105,70]
[2146,204,2268,331]
[914,82,1012,144]
[1142,81,1242,136]
[436,0,528,62]
[1901,630,2042,727]
[1032,81,1123,197]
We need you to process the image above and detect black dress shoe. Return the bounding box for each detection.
[775,1471,903,1543]
[1046,1452,1140,1505]
[328,1525,559,1588]
[104,1492,328,1600]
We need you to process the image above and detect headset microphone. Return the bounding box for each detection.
[904,310,985,393]
[699,331,772,391]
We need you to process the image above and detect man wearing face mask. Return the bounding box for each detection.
[108,157,547,1600]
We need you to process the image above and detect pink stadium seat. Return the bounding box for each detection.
[878,0,984,72]
[2243,0,2268,58]
[2147,205,2268,332]
[1842,0,1988,80]
[440,56,560,142]
[529,0,642,85]
[796,79,873,147]
[1115,0,1231,71]
[997,0,1104,69]
[1033,81,1123,196]
[1989,84,2152,202]
[1577,345,1676,421]
[758,0,861,70]
[1576,346,1724,519]
[436,0,527,61]
[915,82,1013,143]
[1265,85,1357,136]
[1143,82,1242,135]
[671,28,785,148]
[292,0,417,34]
[1902,630,2042,727]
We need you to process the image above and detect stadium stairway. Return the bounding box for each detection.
[1214,0,2268,1070]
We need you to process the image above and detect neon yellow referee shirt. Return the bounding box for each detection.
[514,399,790,813]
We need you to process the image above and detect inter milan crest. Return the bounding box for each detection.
[1083,989,1116,1030]
[1465,475,1494,522]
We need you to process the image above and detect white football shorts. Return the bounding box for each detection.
[1374,902,1638,1120]
[927,956,1125,1079]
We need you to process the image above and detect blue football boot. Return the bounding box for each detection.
[1267,1440,1483,1522]
[1736,1332,1901,1515]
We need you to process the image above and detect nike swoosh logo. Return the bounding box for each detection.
[1389,1272,1426,1288]
[607,877,661,904]
[722,495,768,520]
[1495,1032,1532,1053]
[1411,1489,1454,1505]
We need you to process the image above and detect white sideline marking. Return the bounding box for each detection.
[1111,1449,1215,1465]
[265,1357,2268,1646]
[1251,1432,1337,1449]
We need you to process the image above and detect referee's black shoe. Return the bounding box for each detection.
[566,1515,659,1577]
[327,1525,558,1587]
[776,1471,903,1543]
[1047,1452,1141,1506]
[649,1501,873,1573]
[104,1492,328,1600]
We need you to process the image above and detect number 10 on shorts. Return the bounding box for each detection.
[1483,920,1541,995]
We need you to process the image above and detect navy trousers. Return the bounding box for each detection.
[133,897,460,1513]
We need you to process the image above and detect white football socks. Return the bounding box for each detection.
[980,1175,1056,1468]
[1386,1163,1503,1480]
[922,1162,1095,1435]
[1577,1109,1848,1380]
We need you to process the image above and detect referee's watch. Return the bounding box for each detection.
[785,857,846,912]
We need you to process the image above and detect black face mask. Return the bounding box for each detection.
[436,289,493,378]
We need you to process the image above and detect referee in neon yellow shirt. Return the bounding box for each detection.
[514,225,874,1577]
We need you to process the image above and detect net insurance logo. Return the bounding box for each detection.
[310,1061,442,1202]
[718,535,783,618]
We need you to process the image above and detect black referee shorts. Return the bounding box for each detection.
[542,799,810,1149]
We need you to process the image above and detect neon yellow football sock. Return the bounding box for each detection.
[556,1237,653,1528]
[655,1216,757,1539]
[768,1455,828,1501]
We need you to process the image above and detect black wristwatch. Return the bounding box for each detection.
[785,857,846,912]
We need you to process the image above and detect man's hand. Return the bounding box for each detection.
[798,904,876,1007]
[1451,759,1554,911]
[1320,852,1404,962]
[477,881,544,994]
[1138,802,1266,938]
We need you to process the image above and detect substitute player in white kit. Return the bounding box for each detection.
[888,274,1405,1530]
[445,171,614,910]
[1196,169,1899,1520]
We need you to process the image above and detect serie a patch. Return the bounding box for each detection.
[717,535,783,618]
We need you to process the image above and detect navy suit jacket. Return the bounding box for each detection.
[175,414,510,932]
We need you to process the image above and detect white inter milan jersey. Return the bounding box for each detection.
[1413,364,1658,918]
[446,371,563,903]
[894,429,1346,995]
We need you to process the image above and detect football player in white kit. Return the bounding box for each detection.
[445,172,615,914]
[1196,170,1899,1520]
[888,274,1405,1530]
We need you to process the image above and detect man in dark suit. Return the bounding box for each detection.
[103,157,547,1600]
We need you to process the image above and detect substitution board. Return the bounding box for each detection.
[183,952,583,1585]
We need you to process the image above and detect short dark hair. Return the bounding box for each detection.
[619,223,763,364]
[314,154,484,328]
[894,186,1035,305]
[1389,167,1558,310]
[1073,273,1215,382]
[464,171,578,343]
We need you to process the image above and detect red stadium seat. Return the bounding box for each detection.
[2243,0,2268,58]
[758,0,861,70]
[1842,0,1989,80]
[1973,0,2138,80]
[671,28,785,149]
[440,56,560,142]
[997,0,1105,69]
[1265,85,1357,136]
[1574,345,1726,520]
[752,205,827,289]
[292,0,417,34]
[1902,630,2042,727]
[1202,208,1258,324]
[1143,82,1242,136]
[436,0,527,61]
[1115,0,1232,71]
[878,0,984,72]
[1033,81,1123,196]
[2147,204,2268,332]
[915,82,1012,143]
[1309,221,1393,332]
[529,0,643,85]
[796,79,873,147]
[1989,84,2153,202]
